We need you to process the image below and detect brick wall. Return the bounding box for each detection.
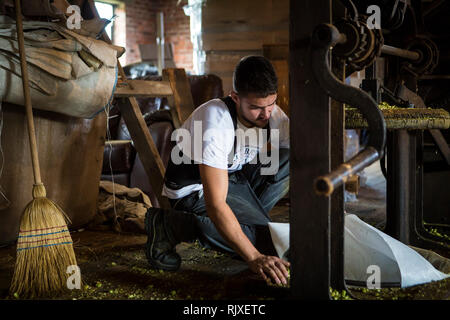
[125,0,193,72]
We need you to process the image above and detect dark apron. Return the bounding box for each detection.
[164,96,270,191]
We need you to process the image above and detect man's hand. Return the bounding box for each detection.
[247,253,290,285]
[199,164,290,286]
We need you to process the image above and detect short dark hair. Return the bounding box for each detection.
[233,55,278,97]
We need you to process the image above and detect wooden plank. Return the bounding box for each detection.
[105,139,133,145]
[203,23,289,35]
[263,44,289,60]
[329,0,347,292]
[202,0,289,51]
[114,80,173,98]
[118,97,169,209]
[205,52,253,96]
[162,68,195,128]
[330,66,346,292]
[205,51,261,73]
[202,0,288,31]
[330,95,346,291]
[203,31,288,51]
[290,0,332,300]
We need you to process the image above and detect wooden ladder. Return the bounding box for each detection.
[87,0,195,209]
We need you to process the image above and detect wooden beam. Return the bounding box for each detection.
[329,0,347,293]
[118,97,170,208]
[330,81,346,291]
[114,80,173,98]
[289,0,332,299]
[163,68,196,128]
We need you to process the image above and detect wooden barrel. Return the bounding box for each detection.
[0,103,106,246]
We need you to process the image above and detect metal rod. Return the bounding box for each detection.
[381,45,421,61]
[334,26,420,61]
[314,147,380,196]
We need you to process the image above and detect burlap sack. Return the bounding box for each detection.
[0,15,124,118]
[90,181,152,234]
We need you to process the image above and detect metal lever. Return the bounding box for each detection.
[311,24,387,196]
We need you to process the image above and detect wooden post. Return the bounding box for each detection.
[289,0,332,299]
[118,97,170,209]
[330,72,346,292]
[329,0,347,293]
[163,68,196,128]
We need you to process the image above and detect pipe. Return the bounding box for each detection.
[314,147,380,196]
[157,12,165,75]
[311,24,386,197]
[381,45,421,61]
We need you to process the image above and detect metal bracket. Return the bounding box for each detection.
[310,24,387,196]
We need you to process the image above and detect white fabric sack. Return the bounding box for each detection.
[0,60,117,119]
[268,214,449,288]
[0,16,123,118]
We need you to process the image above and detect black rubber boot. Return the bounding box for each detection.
[144,208,181,271]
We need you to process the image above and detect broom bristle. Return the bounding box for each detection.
[10,184,78,298]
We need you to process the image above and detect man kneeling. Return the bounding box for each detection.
[145,56,290,286]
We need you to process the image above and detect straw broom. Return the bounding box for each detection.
[9,0,78,298]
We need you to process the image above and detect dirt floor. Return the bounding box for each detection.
[0,204,292,301]
[0,163,449,301]
[0,201,448,301]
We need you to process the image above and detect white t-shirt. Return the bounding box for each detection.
[162,98,289,199]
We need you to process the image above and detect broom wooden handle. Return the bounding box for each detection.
[14,0,42,186]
